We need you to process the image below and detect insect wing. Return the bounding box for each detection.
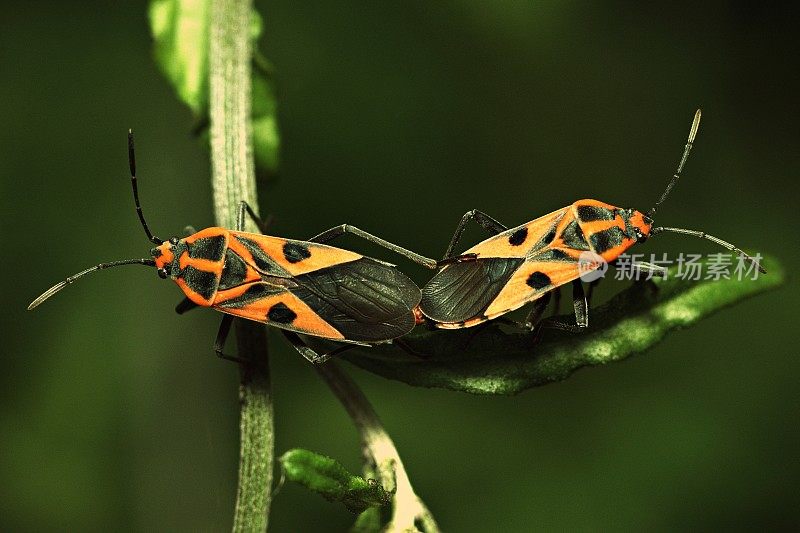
[226,231,363,277]
[471,207,602,319]
[420,258,524,324]
[213,281,346,340]
[291,258,422,342]
[215,232,421,342]
[462,207,569,258]
[420,207,569,325]
[480,248,593,319]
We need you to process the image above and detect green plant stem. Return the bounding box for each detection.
[315,361,439,532]
[208,0,273,531]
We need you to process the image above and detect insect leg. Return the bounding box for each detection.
[308,225,437,269]
[457,320,497,350]
[213,315,249,364]
[536,282,589,333]
[552,286,562,314]
[491,293,551,331]
[571,280,589,328]
[393,338,431,359]
[522,292,552,330]
[280,330,357,364]
[442,209,509,260]
[175,297,199,314]
[539,319,587,333]
[586,279,601,307]
[237,201,273,233]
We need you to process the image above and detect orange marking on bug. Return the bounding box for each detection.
[629,210,652,238]
[225,235,263,272]
[599,238,635,263]
[213,288,345,340]
[211,279,294,304]
[413,306,426,325]
[265,236,362,275]
[483,256,587,317]
[572,198,616,210]
[242,263,263,284]
[175,277,215,307]
[568,201,642,262]
[464,207,568,259]
[208,245,265,285]
[184,227,229,243]
[153,244,174,270]
[227,231,364,276]
[578,218,618,236]
[434,316,488,329]
[178,253,224,275]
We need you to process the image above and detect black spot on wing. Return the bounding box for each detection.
[539,225,557,247]
[291,258,420,342]
[283,241,312,263]
[234,235,291,276]
[531,212,568,250]
[180,265,219,300]
[508,227,528,246]
[219,249,249,290]
[590,226,625,253]
[420,257,524,323]
[187,235,226,261]
[526,271,551,290]
[577,205,615,222]
[267,302,297,324]
[560,220,590,251]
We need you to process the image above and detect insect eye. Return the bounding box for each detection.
[157,268,168,279]
[169,237,179,245]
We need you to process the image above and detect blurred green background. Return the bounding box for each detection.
[1,1,797,531]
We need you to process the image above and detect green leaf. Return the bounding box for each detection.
[279,449,393,514]
[149,0,210,114]
[350,507,382,533]
[148,0,279,173]
[342,254,784,395]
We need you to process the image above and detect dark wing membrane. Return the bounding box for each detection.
[419,257,525,323]
[290,258,421,342]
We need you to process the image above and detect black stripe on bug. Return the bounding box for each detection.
[187,236,227,262]
[560,220,590,251]
[235,235,291,276]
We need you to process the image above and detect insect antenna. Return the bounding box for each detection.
[27,258,156,310]
[647,109,702,219]
[649,226,766,274]
[128,130,163,245]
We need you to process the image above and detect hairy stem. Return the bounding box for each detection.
[208,0,273,531]
[315,362,439,532]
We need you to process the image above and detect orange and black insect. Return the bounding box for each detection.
[419,109,765,332]
[28,133,437,363]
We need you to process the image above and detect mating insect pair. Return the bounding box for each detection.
[29,110,764,363]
